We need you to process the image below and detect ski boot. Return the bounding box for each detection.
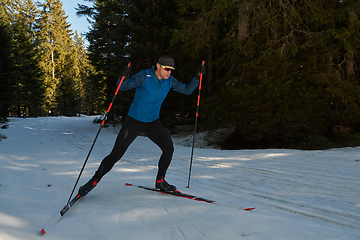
[78,176,100,197]
[155,176,176,192]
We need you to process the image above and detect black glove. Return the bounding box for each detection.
[119,65,131,79]
[194,63,206,81]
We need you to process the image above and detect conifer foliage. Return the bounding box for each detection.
[37,0,86,116]
[10,0,44,117]
[175,0,360,148]
[0,2,15,120]
[2,0,92,117]
[1,0,360,148]
[76,0,182,119]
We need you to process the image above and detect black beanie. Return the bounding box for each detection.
[158,54,174,67]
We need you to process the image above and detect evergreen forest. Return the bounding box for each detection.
[1,0,360,149]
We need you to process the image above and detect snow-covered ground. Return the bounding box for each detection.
[0,116,359,240]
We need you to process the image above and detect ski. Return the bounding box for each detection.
[125,183,255,211]
[40,193,82,235]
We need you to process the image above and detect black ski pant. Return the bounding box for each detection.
[94,116,174,180]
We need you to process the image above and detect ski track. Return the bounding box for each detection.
[20,117,360,232]
[163,206,209,240]
[112,146,360,229]
[50,116,359,186]
[119,157,360,229]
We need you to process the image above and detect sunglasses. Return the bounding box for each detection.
[161,65,175,72]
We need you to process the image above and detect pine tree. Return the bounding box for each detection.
[60,31,91,115]
[77,0,128,117]
[0,2,15,120]
[36,0,74,115]
[319,0,360,140]
[3,0,97,118]
[74,0,360,148]
[9,0,45,117]
[73,31,98,115]
[175,0,360,148]
[174,0,225,95]
[77,0,183,120]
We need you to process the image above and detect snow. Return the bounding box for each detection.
[0,116,359,240]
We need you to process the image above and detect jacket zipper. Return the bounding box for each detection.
[147,79,162,123]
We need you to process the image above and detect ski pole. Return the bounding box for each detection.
[66,62,131,204]
[187,60,205,188]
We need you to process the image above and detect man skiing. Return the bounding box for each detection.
[78,54,204,196]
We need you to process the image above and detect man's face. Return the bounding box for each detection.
[157,63,174,79]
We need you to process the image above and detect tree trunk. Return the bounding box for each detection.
[51,50,55,79]
[238,3,249,42]
[346,9,356,81]
[206,51,212,95]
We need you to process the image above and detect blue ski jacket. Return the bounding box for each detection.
[117,66,199,123]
